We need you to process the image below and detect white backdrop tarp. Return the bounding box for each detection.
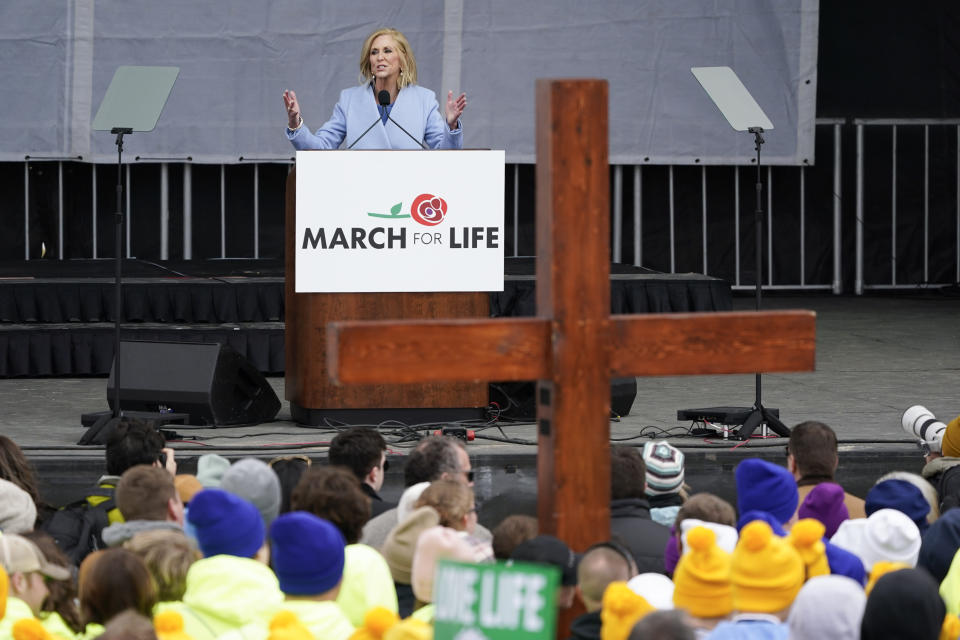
[0,0,818,165]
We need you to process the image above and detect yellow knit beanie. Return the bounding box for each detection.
[789,518,830,580]
[941,613,960,640]
[672,526,733,618]
[943,415,960,458]
[268,611,314,640]
[732,520,804,613]
[383,618,433,640]
[0,564,8,620]
[600,581,655,640]
[865,560,910,595]
[154,611,194,640]
[349,607,401,640]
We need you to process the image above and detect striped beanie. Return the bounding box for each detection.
[642,441,685,496]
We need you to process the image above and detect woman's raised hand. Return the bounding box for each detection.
[283,89,302,129]
[445,90,467,129]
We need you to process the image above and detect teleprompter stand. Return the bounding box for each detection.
[79,66,179,445]
[679,67,790,440]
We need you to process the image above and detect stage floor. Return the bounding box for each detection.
[6,293,958,513]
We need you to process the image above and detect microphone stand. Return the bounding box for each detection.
[385,113,427,149]
[734,127,790,439]
[347,118,381,149]
[78,127,131,445]
[111,127,132,419]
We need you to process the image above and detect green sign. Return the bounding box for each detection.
[433,559,560,640]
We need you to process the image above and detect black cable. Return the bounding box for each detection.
[133,258,234,285]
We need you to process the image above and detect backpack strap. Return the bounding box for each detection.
[87,486,116,512]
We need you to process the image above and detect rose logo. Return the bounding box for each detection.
[410,193,447,226]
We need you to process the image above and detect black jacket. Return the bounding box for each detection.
[361,483,395,518]
[609,497,671,575]
[567,610,601,640]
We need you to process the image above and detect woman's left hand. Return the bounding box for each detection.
[446,90,467,129]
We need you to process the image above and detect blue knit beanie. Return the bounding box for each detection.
[187,488,265,559]
[735,459,798,525]
[917,509,960,583]
[737,509,788,535]
[866,479,931,533]
[270,512,346,596]
[824,539,866,585]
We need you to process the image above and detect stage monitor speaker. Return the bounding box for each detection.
[107,340,280,426]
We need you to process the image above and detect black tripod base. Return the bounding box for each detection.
[733,405,790,440]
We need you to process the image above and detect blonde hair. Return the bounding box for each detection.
[415,480,473,530]
[124,529,201,602]
[358,28,417,89]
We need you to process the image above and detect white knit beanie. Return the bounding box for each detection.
[830,508,921,571]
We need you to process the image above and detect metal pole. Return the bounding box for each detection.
[892,126,897,285]
[254,163,260,259]
[23,161,29,260]
[184,164,192,260]
[513,164,519,256]
[220,164,226,258]
[924,125,930,282]
[735,166,741,287]
[800,165,806,286]
[612,165,622,263]
[58,162,64,259]
[160,163,169,261]
[767,166,773,286]
[668,165,675,273]
[702,165,708,274]
[832,123,842,294]
[855,124,864,295]
[633,166,642,267]
[92,164,98,259]
[125,164,131,258]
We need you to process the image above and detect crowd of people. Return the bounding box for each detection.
[0,415,960,639]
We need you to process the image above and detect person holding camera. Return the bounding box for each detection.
[919,413,960,513]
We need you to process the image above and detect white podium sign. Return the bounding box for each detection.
[295,150,505,293]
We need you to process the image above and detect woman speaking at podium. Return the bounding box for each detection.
[283,28,466,150]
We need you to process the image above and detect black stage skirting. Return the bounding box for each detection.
[0,258,731,377]
[0,325,285,377]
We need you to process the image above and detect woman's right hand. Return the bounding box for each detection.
[283,89,302,129]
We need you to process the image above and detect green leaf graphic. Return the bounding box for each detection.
[390,202,403,215]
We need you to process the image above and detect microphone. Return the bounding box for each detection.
[346,90,392,149]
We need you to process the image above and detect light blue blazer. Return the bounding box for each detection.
[286,83,462,150]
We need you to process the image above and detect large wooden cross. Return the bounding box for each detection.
[327,79,814,548]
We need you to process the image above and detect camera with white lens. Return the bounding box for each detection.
[902,405,946,456]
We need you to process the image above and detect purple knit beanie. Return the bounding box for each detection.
[798,482,849,538]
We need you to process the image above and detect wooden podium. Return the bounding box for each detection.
[284,169,489,425]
